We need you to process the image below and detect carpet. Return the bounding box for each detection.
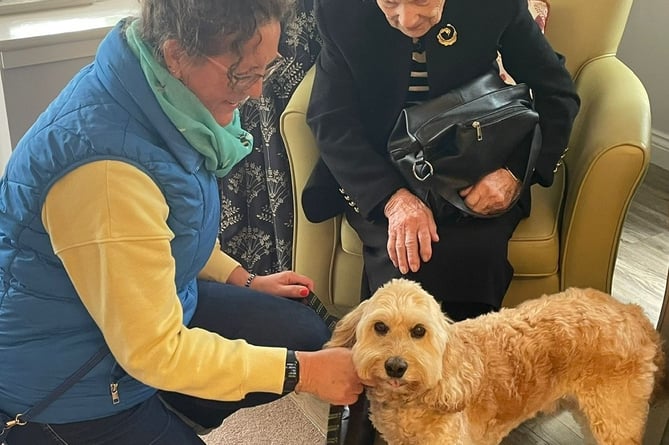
[202,393,330,445]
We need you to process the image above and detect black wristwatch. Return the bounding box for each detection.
[282,350,300,393]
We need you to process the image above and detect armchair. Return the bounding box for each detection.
[281,0,652,317]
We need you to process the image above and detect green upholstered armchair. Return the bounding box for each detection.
[280,0,651,318]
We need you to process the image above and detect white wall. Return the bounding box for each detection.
[2,54,96,147]
[0,0,137,174]
[0,71,11,170]
[618,0,669,170]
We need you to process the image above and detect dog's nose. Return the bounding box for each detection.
[385,356,408,378]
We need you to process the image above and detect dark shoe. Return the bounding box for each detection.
[343,395,376,445]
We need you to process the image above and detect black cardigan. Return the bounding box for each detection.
[305,0,580,222]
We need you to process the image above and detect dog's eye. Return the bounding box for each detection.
[411,324,426,338]
[374,322,389,335]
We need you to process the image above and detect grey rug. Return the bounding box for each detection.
[202,393,329,445]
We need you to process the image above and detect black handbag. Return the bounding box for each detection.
[387,70,542,218]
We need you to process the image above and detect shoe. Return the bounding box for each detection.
[339,405,350,441]
[343,395,376,445]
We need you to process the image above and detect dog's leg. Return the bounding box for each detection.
[578,390,650,444]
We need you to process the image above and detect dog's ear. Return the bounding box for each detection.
[325,300,369,349]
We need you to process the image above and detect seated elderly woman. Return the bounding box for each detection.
[306,0,580,321]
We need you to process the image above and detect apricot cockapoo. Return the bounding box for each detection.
[327,279,664,445]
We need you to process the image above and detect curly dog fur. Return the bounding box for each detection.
[326,279,664,445]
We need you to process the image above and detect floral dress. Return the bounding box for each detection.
[218,0,322,274]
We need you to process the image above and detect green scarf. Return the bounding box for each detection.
[125,20,252,177]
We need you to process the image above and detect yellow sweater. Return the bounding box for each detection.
[41,160,286,400]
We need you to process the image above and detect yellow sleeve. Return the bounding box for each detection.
[41,160,286,400]
[198,239,242,283]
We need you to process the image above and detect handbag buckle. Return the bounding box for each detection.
[412,159,433,182]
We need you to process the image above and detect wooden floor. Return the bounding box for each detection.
[501,163,669,444]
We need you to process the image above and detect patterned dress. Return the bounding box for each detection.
[218,0,321,274]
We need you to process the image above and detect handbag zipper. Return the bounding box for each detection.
[472,121,482,141]
[468,106,529,142]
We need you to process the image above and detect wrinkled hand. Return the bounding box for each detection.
[384,188,439,274]
[251,271,314,300]
[295,348,364,406]
[459,168,521,215]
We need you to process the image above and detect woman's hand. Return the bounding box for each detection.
[295,348,364,406]
[384,188,439,274]
[251,271,314,300]
[459,168,521,215]
[228,267,313,299]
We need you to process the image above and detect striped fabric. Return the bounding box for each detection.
[327,406,345,444]
[304,291,345,444]
[406,38,429,106]
[305,291,340,331]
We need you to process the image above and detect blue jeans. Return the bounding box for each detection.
[6,280,331,444]
[4,394,203,445]
[159,280,332,429]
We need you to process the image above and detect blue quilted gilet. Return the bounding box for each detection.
[0,21,220,423]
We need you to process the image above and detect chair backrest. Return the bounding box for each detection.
[544,0,633,78]
[546,0,651,292]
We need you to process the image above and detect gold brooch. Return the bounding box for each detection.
[437,24,457,47]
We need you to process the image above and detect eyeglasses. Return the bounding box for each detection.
[205,54,286,92]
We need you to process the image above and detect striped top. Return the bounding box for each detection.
[406,38,429,107]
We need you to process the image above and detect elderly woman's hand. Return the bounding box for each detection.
[459,168,521,215]
[384,188,439,274]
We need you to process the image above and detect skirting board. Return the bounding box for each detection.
[652,129,669,171]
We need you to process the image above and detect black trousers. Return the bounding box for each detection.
[347,204,525,320]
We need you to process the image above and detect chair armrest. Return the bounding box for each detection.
[281,67,339,303]
[560,56,651,291]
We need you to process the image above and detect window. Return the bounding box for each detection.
[0,0,94,16]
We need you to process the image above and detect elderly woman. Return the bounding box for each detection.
[0,0,361,443]
[306,0,580,320]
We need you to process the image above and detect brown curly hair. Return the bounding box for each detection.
[138,0,294,74]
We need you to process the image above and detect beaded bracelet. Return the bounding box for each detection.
[245,273,257,288]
